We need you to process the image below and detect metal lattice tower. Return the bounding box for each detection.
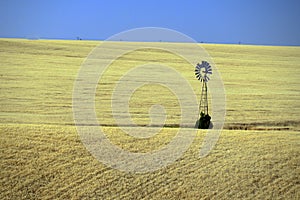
[195,61,212,117]
[199,81,208,116]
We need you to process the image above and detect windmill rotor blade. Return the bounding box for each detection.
[195,60,212,82]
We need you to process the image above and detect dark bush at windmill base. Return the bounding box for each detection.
[196,112,211,129]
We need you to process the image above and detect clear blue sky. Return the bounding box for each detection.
[0,0,299,45]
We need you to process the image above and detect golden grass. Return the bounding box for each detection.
[0,38,300,199]
[1,125,299,199]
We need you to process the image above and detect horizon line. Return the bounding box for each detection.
[1,36,299,47]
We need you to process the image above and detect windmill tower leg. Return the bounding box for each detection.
[199,81,208,115]
[196,81,211,129]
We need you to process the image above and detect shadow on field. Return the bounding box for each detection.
[71,120,300,131]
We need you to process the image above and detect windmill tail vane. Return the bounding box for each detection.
[194,61,212,129]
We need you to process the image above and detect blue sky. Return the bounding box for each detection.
[0,0,299,45]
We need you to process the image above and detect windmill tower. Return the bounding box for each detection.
[195,61,212,129]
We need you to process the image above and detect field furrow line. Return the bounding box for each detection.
[50,166,116,198]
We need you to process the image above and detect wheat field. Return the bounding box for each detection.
[0,39,299,199]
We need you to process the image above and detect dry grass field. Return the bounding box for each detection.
[0,38,299,199]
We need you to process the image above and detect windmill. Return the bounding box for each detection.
[195,61,212,129]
